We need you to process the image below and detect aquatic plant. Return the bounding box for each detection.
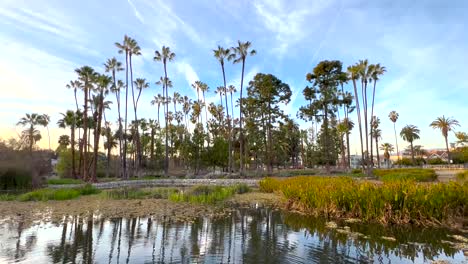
[17,184,100,201]
[169,184,250,204]
[259,176,467,225]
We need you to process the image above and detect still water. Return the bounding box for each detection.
[0,207,466,263]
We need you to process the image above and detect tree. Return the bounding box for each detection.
[228,41,256,174]
[430,116,460,162]
[104,57,124,176]
[214,45,234,172]
[246,73,291,173]
[75,66,97,180]
[388,110,400,164]
[347,65,365,169]
[369,64,386,164]
[102,122,117,178]
[343,117,354,168]
[455,132,468,146]
[299,60,345,174]
[58,135,70,150]
[133,77,148,168]
[57,110,80,178]
[380,143,394,168]
[400,125,420,165]
[38,114,51,150]
[370,116,381,167]
[17,113,45,153]
[154,46,175,176]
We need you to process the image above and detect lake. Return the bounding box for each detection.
[0,207,466,263]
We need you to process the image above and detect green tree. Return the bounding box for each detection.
[154,46,176,176]
[57,110,81,178]
[299,60,346,174]
[133,78,148,168]
[400,124,420,165]
[17,113,45,153]
[380,143,394,168]
[455,132,468,146]
[369,64,386,164]
[430,116,460,162]
[246,73,291,173]
[228,41,256,174]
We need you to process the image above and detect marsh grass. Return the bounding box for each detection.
[17,184,100,201]
[373,169,437,182]
[456,171,468,182]
[103,187,178,200]
[169,184,251,204]
[260,176,467,225]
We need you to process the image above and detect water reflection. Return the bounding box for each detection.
[0,208,465,263]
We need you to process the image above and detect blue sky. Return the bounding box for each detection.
[0,0,467,153]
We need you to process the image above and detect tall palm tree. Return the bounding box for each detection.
[388,110,400,164]
[104,58,124,176]
[58,110,78,178]
[102,122,117,178]
[369,64,386,162]
[347,65,364,169]
[17,113,45,153]
[373,128,382,168]
[75,66,97,180]
[370,116,380,166]
[343,117,354,168]
[133,77,148,168]
[154,46,175,176]
[400,124,420,165]
[199,82,210,147]
[380,143,394,168]
[430,116,460,162]
[172,92,181,121]
[151,93,165,130]
[357,59,372,169]
[228,41,256,173]
[214,46,233,172]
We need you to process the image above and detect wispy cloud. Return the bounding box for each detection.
[126,0,145,24]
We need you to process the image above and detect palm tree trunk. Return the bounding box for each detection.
[239,59,245,174]
[106,142,111,178]
[112,70,124,179]
[123,51,129,179]
[346,132,351,169]
[393,123,400,166]
[71,124,77,178]
[362,80,371,175]
[445,135,450,163]
[92,91,104,182]
[375,136,380,168]
[164,64,169,176]
[82,83,89,180]
[130,55,141,172]
[351,79,365,170]
[370,80,377,167]
[203,91,210,148]
[410,141,415,165]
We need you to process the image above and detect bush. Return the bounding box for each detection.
[259,176,467,224]
[0,168,32,190]
[456,171,468,182]
[427,158,447,165]
[351,168,362,174]
[17,184,99,202]
[47,178,83,185]
[373,168,437,182]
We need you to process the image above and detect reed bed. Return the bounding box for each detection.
[169,184,250,204]
[260,176,467,225]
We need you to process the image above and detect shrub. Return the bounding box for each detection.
[77,184,100,195]
[373,168,437,182]
[456,171,468,182]
[259,176,467,224]
[0,168,32,190]
[18,188,80,201]
[427,158,448,165]
[47,178,83,185]
[351,168,362,174]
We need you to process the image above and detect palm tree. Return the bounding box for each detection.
[357,59,372,170]
[373,128,382,168]
[347,65,364,169]
[104,58,124,176]
[214,45,233,172]
[370,116,380,166]
[343,117,354,168]
[380,143,394,168]
[388,110,400,164]
[400,125,420,165]
[369,64,386,161]
[172,92,181,122]
[154,46,175,176]
[17,113,45,153]
[430,116,460,162]
[38,114,51,150]
[151,93,165,130]
[102,122,117,178]
[133,77,148,168]
[228,41,256,173]
[57,110,79,178]
[75,66,97,180]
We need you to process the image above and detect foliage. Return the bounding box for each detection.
[259,176,467,224]
[0,168,32,190]
[104,187,178,200]
[47,178,83,185]
[17,185,100,201]
[374,169,437,182]
[456,171,468,182]
[427,158,448,165]
[169,184,250,204]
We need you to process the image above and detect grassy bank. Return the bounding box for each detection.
[47,178,84,185]
[260,176,467,225]
[456,170,468,182]
[169,184,250,204]
[103,187,178,200]
[0,184,100,201]
[373,168,437,182]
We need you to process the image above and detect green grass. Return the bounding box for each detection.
[373,168,437,182]
[47,178,84,185]
[103,187,178,200]
[259,176,467,225]
[169,184,251,204]
[17,184,100,201]
[0,193,18,201]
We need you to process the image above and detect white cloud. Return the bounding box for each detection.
[127,0,145,24]
[175,61,200,95]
